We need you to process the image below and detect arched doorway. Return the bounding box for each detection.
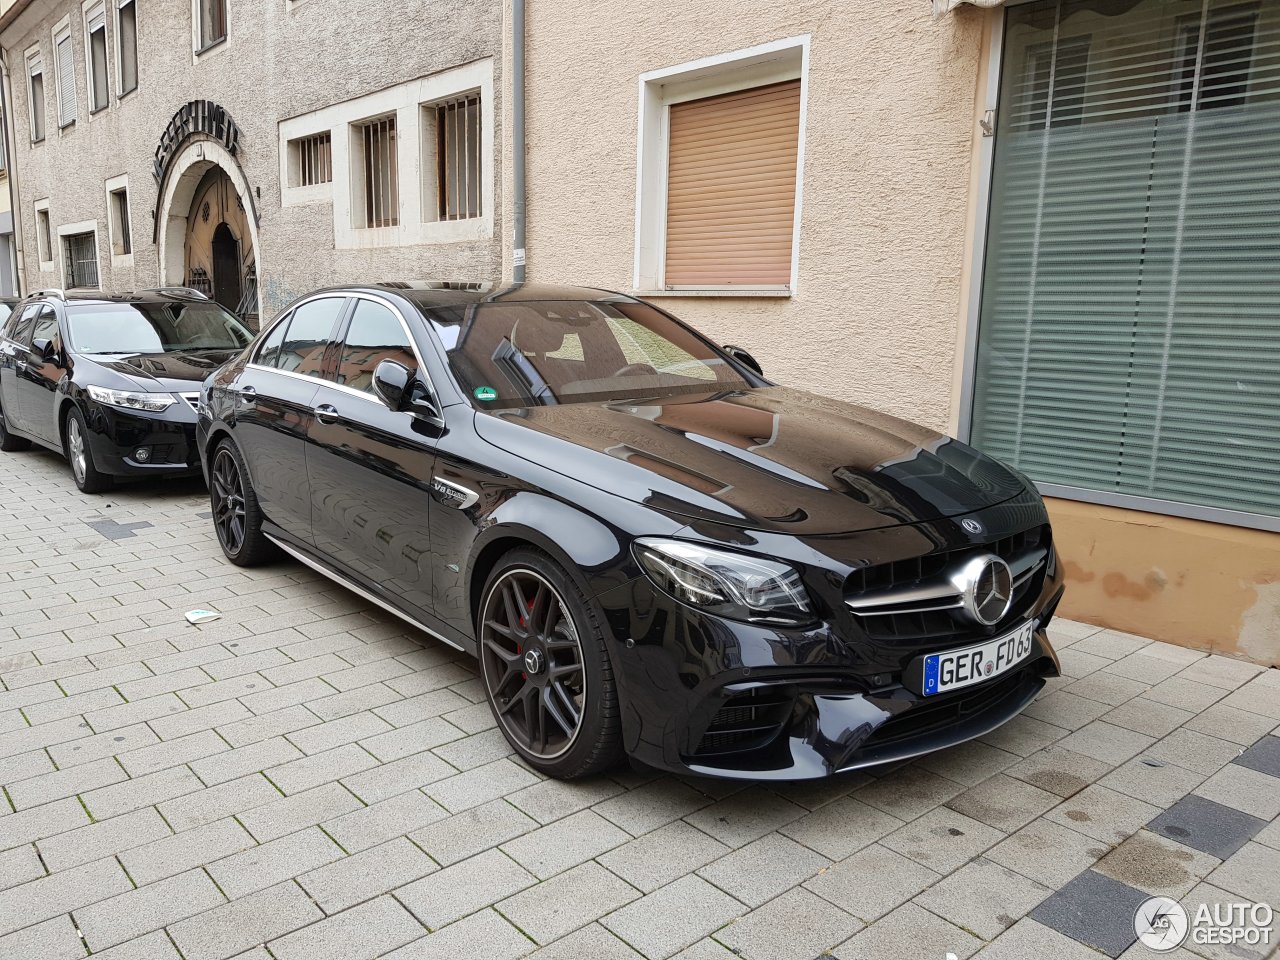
[184,166,256,319]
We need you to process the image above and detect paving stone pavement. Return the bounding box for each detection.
[2,446,1279,960]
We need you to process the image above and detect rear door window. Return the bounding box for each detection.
[31,307,59,346]
[259,297,347,377]
[9,304,42,347]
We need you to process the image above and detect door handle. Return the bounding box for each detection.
[233,384,256,402]
[314,403,340,424]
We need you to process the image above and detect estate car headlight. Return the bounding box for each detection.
[633,538,813,625]
[87,386,178,413]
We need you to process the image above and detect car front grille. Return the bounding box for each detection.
[843,525,1051,642]
[862,668,1035,749]
[692,688,793,758]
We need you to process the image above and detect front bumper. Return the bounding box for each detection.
[82,400,201,477]
[596,515,1065,780]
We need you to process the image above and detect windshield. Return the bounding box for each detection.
[426,299,750,408]
[67,302,255,354]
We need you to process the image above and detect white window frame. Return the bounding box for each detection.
[277,58,495,250]
[52,16,77,130]
[82,0,110,116]
[114,0,137,98]
[105,173,132,265]
[24,45,45,144]
[33,198,54,269]
[633,35,809,298]
[58,219,101,290]
[192,0,229,58]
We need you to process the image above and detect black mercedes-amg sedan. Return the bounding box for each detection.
[0,288,254,493]
[197,281,1064,780]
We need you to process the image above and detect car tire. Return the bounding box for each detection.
[210,438,278,566]
[64,407,112,494]
[478,547,624,779]
[0,396,31,452]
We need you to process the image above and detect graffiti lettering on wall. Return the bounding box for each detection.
[153,101,242,184]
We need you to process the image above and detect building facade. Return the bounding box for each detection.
[0,0,503,321]
[510,0,1280,663]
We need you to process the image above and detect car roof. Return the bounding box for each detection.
[300,280,634,312]
[24,289,217,308]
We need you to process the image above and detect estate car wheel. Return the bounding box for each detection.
[210,439,278,566]
[64,408,112,494]
[0,397,31,452]
[478,548,624,779]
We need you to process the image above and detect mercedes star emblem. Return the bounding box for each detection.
[951,554,1014,626]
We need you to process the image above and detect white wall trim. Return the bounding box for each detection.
[24,43,45,143]
[278,58,495,250]
[55,219,100,289]
[104,172,132,267]
[632,35,810,295]
[33,198,54,270]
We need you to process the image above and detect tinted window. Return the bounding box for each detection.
[65,302,254,354]
[0,302,14,331]
[334,300,415,395]
[268,297,345,377]
[9,304,42,347]
[31,306,59,345]
[256,316,289,368]
[426,299,748,408]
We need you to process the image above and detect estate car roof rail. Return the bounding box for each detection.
[142,286,210,301]
[31,288,67,301]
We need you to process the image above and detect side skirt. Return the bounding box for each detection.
[264,533,471,655]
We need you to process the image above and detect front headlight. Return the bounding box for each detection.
[633,538,813,625]
[87,386,177,412]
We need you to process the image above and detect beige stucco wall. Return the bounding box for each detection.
[1049,499,1280,667]
[511,0,989,433]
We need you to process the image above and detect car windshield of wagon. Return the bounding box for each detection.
[67,302,255,354]
[426,299,750,408]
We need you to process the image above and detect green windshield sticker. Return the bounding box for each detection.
[473,386,498,402]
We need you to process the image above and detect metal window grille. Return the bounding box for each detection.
[118,0,137,94]
[292,132,332,187]
[357,116,398,228]
[63,232,99,288]
[111,189,131,255]
[187,267,212,295]
[436,93,482,220]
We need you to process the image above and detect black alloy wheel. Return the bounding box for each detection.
[479,549,623,778]
[210,439,277,566]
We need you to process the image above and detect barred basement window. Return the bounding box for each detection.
[354,115,398,228]
[434,93,481,221]
[63,232,99,288]
[290,132,332,187]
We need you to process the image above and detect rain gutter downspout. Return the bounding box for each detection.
[512,0,526,283]
[0,49,23,296]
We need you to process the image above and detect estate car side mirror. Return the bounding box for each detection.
[723,343,763,376]
[32,338,59,366]
[372,359,440,420]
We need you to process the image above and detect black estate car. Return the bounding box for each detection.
[0,288,254,493]
[198,281,1064,780]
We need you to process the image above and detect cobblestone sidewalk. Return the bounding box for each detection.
[2,445,1278,960]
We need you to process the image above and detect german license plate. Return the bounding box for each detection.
[922,621,1035,696]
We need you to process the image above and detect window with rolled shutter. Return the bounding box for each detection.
[54,28,76,127]
[27,54,45,142]
[86,3,108,112]
[971,0,1280,530]
[663,80,801,288]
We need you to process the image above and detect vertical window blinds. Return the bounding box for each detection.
[664,80,801,288]
[972,0,1280,525]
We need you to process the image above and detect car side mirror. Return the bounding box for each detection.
[372,359,441,420]
[32,338,58,366]
[723,343,763,376]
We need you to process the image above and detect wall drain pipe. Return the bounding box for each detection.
[512,0,527,284]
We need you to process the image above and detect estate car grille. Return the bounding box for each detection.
[692,688,793,757]
[844,525,1051,642]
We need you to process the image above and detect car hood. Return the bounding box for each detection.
[86,350,239,391]
[473,386,1027,535]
